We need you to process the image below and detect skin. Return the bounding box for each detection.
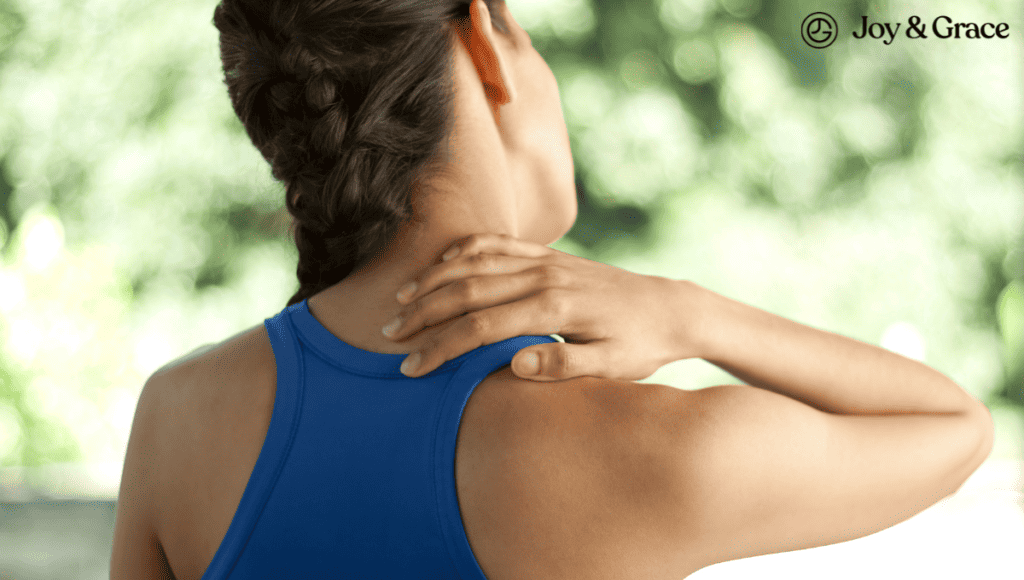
[111,0,995,578]
[112,2,623,578]
[304,0,577,360]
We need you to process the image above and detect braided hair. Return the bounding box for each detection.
[213,0,509,306]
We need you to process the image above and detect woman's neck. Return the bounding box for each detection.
[306,213,519,355]
[301,34,547,355]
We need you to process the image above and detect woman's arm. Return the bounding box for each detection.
[675,279,989,417]
[110,375,177,580]
[630,279,994,568]
[384,231,993,483]
[377,233,994,571]
[382,233,990,421]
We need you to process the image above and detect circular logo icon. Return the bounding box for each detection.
[802,12,838,48]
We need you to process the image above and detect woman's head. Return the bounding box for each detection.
[213,0,575,306]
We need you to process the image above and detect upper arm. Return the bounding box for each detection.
[657,383,992,570]
[110,373,176,580]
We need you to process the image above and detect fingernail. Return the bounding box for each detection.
[517,352,540,376]
[382,316,402,338]
[401,352,421,376]
[442,246,460,261]
[396,282,417,302]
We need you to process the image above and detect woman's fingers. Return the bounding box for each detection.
[389,233,689,382]
[397,233,553,305]
[510,342,615,381]
[445,232,551,262]
[397,253,547,305]
[399,291,566,377]
[384,267,547,341]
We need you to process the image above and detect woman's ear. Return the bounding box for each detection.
[454,0,516,106]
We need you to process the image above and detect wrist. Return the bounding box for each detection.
[662,277,715,361]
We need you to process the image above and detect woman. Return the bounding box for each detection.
[110,0,994,578]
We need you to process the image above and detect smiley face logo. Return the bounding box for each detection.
[802,12,838,48]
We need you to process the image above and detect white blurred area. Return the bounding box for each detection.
[689,459,1024,580]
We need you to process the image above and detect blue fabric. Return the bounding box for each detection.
[200,299,558,579]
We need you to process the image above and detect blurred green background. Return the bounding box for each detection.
[0,0,1020,494]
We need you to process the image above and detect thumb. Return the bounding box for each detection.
[511,343,603,381]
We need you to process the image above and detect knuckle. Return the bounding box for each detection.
[416,339,437,367]
[468,253,494,270]
[413,298,442,325]
[539,265,567,287]
[406,298,424,315]
[464,233,489,251]
[414,272,433,291]
[457,278,481,303]
[422,336,450,366]
[464,312,489,336]
[596,349,617,378]
[547,345,572,375]
[539,288,567,319]
[417,298,445,324]
[552,265,571,286]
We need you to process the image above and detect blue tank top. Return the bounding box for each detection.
[200,299,558,579]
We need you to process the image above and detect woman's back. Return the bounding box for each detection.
[116,284,994,580]
[123,302,700,579]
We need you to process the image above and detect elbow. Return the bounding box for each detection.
[960,401,995,475]
[972,402,995,466]
[942,403,995,501]
[953,389,994,465]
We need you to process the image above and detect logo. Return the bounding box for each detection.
[802,12,838,48]
[802,13,1011,48]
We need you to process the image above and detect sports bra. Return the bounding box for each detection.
[200,299,558,579]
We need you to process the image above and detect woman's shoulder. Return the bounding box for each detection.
[143,321,277,478]
[143,324,277,459]
[456,370,707,580]
[136,324,278,578]
[151,324,274,380]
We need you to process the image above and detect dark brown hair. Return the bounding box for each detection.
[213,0,508,306]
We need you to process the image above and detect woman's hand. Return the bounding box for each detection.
[383,233,700,381]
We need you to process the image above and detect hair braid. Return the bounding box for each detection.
[213,0,508,306]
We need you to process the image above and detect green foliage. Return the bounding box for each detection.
[0,0,1019,476]
[998,279,1024,402]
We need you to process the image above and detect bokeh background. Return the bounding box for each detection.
[0,0,1021,578]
